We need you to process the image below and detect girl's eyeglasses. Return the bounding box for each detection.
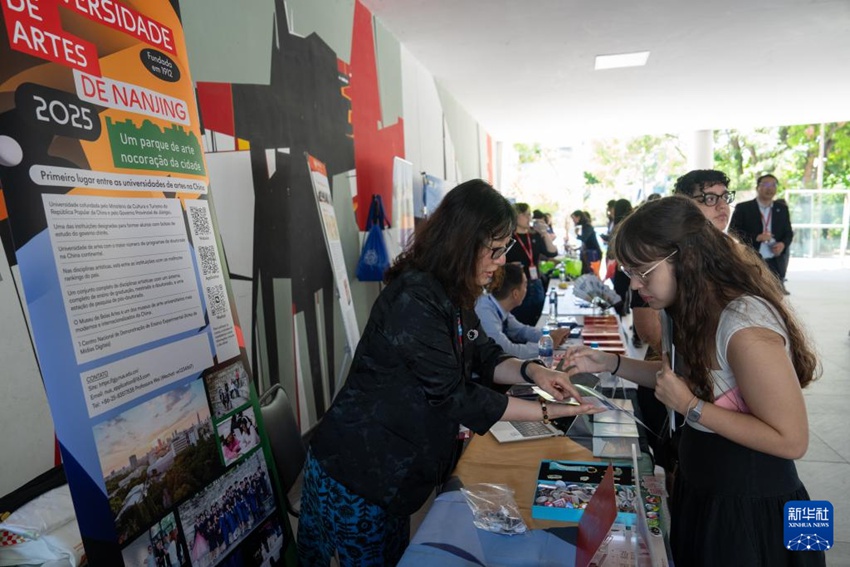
[619,250,678,282]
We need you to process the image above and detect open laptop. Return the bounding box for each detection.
[489,389,580,443]
[489,419,563,443]
[490,372,601,443]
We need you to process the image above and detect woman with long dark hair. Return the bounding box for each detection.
[571,209,601,275]
[298,180,601,566]
[567,195,823,566]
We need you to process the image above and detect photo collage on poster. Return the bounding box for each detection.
[93,364,280,566]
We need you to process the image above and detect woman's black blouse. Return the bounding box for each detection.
[309,269,511,515]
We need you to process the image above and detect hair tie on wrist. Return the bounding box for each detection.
[612,353,621,375]
[538,397,550,424]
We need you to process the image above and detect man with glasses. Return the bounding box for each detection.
[673,169,735,232]
[729,174,793,294]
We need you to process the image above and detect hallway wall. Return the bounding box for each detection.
[0,0,495,496]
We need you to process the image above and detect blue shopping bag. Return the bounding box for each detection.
[356,195,391,281]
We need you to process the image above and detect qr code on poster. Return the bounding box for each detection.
[198,245,220,278]
[189,205,211,237]
[206,283,226,318]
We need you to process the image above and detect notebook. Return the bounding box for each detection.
[489,420,563,443]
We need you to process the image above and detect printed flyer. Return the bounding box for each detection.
[0,1,291,564]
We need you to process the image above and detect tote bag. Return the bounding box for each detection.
[356,195,392,281]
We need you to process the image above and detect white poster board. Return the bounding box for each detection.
[306,154,360,351]
[392,157,415,258]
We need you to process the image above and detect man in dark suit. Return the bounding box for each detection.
[729,174,793,293]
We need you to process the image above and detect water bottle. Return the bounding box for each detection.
[538,328,554,367]
[547,289,558,328]
[559,264,566,282]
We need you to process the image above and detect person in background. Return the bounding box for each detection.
[729,174,793,294]
[475,263,570,359]
[568,196,822,566]
[298,180,601,566]
[505,202,558,325]
[543,212,555,236]
[571,210,601,275]
[532,209,556,290]
[607,198,633,315]
[600,199,617,245]
[673,169,735,231]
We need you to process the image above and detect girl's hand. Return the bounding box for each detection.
[653,359,694,414]
[564,345,617,374]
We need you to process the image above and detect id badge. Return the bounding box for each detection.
[528,266,539,280]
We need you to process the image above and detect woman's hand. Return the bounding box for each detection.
[547,398,606,419]
[527,364,583,402]
[564,345,617,375]
[653,359,694,414]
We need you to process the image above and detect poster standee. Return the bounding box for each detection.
[305,153,360,397]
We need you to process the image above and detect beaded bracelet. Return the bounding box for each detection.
[538,397,550,424]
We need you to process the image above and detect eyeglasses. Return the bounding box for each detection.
[693,191,735,206]
[485,238,515,259]
[619,250,678,283]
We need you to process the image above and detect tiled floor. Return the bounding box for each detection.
[786,258,850,566]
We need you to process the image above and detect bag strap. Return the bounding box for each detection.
[366,194,391,230]
[365,195,379,230]
[374,195,390,229]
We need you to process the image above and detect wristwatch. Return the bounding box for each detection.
[686,399,705,424]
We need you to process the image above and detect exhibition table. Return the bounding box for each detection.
[399,404,662,566]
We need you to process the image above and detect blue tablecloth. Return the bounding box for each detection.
[399,491,579,567]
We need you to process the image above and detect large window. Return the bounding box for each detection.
[786,190,850,258]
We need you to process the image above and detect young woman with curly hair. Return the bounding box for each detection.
[567,195,822,566]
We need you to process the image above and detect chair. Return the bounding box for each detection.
[259,384,308,519]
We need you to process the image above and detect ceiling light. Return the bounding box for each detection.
[594,51,650,70]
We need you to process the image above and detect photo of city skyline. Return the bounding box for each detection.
[93,379,222,544]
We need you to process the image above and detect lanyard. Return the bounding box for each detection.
[760,206,772,232]
[456,310,463,353]
[516,232,534,264]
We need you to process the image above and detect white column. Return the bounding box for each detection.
[687,130,714,170]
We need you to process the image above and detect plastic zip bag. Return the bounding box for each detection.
[460,483,527,535]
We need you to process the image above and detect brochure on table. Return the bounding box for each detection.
[0,2,290,565]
